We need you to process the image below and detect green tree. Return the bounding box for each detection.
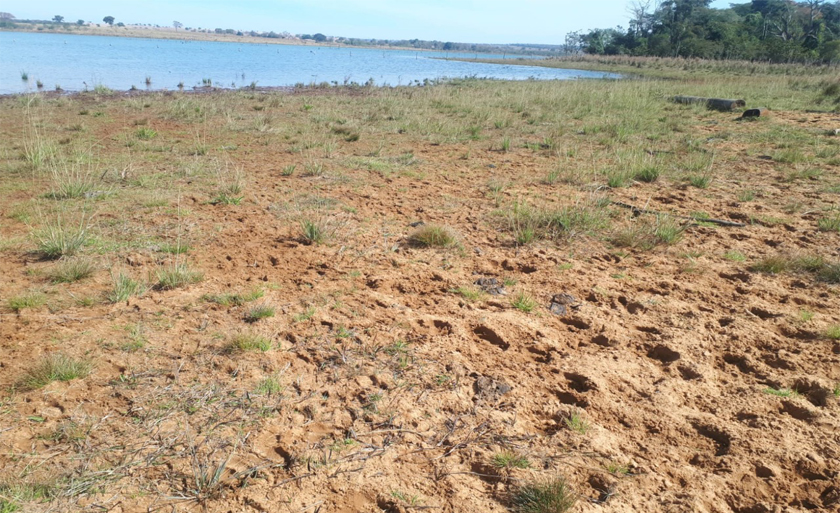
[53,15,64,23]
[103,16,115,25]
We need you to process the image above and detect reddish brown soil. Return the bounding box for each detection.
[0,92,839,513]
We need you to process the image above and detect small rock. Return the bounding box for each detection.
[474,277,505,295]
[549,293,578,315]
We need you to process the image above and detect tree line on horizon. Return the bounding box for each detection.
[569,0,840,62]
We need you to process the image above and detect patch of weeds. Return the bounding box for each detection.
[212,187,243,205]
[228,332,272,352]
[48,160,98,200]
[605,168,632,188]
[564,410,589,434]
[492,451,530,470]
[107,272,144,303]
[154,261,203,290]
[8,291,46,312]
[302,162,324,177]
[408,225,460,248]
[158,242,191,254]
[281,165,296,176]
[20,354,92,390]
[818,211,840,233]
[634,165,660,183]
[122,323,147,352]
[798,310,814,322]
[511,291,537,313]
[244,302,275,323]
[604,462,630,475]
[723,250,746,262]
[293,307,316,323]
[299,217,333,245]
[31,213,91,259]
[502,199,609,243]
[453,286,484,302]
[0,483,54,512]
[511,477,576,513]
[203,288,263,307]
[135,127,157,140]
[750,254,840,283]
[611,215,685,250]
[773,148,807,164]
[826,325,840,340]
[785,167,822,182]
[390,490,422,507]
[763,387,800,398]
[49,257,96,283]
[688,171,713,188]
[255,376,283,395]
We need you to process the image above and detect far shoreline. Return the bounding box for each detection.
[0,24,539,57]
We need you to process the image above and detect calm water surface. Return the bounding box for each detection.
[0,32,617,94]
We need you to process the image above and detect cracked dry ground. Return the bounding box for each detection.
[0,86,839,512]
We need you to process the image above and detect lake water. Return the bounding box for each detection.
[0,32,617,94]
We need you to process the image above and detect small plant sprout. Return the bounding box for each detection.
[511,291,537,313]
[564,409,589,434]
[492,451,531,469]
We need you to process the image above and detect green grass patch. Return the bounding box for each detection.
[512,477,576,513]
[511,291,537,313]
[20,354,92,390]
[107,272,144,303]
[492,451,530,470]
[49,257,96,283]
[8,291,46,312]
[203,288,264,307]
[244,302,275,323]
[228,332,272,352]
[154,262,203,290]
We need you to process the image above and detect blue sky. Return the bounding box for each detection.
[3,0,733,45]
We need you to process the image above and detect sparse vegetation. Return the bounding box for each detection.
[1,57,839,513]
